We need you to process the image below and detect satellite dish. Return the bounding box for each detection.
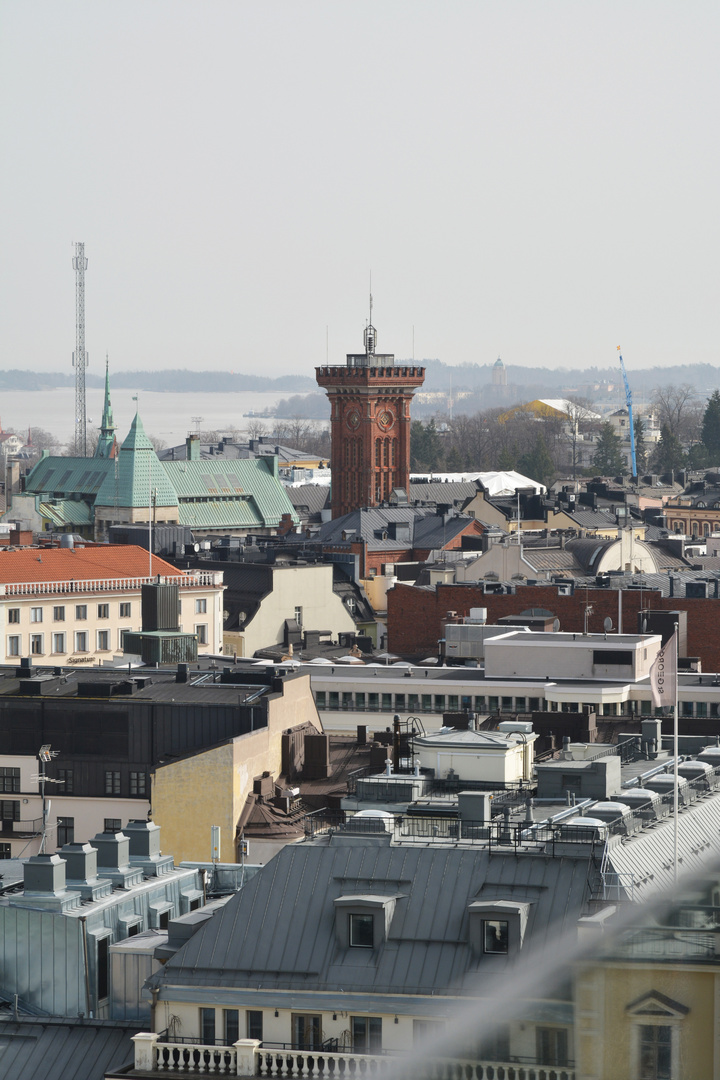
[604,617,613,632]
[552,618,560,633]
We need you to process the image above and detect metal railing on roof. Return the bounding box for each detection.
[0,572,221,597]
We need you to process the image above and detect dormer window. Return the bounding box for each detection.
[483,920,509,954]
[349,913,374,948]
[334,893,401,949]
[468,900,530,956]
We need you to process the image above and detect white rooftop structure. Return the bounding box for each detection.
[410,470,545,495]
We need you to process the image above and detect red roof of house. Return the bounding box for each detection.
[0,545,186,584]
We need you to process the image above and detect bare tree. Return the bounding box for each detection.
[562,396,599,479]
[651,384,699,446]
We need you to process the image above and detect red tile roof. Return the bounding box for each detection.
[0,545,186,584]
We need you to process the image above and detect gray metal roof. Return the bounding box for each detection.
[0,1018,135,1080]
[150,836,592,998]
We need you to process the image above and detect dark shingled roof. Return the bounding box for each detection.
[0,1018,136,1080]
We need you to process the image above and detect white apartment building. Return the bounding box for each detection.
[0,545,224,665]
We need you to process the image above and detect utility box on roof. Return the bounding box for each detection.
[142,583,180,632]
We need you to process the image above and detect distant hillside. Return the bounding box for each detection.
[2,361,719,402]
[0,369,317,393]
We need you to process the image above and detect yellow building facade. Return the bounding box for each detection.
[151,673,322,864]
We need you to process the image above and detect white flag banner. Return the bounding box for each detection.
[649,631,677,709]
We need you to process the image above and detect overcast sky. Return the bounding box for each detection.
[1,1,718,376]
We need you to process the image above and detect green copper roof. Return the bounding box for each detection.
[25,455,114,496]
[95,412,179,508]
[163,457,299,528]
[94,357,116,460]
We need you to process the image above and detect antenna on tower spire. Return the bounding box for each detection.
[364,273,376,355]
[72,242,89,456]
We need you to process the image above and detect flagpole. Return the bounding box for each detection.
[673,631,679,884]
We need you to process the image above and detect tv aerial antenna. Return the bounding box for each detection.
[31,744,64,854]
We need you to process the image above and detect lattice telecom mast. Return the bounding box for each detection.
[72,242,89,456]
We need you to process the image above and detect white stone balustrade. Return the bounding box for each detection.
[132,1035,576,1080]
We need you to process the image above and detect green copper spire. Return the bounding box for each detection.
[94,355,117,459]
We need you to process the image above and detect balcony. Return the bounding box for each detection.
[120,1035,576,1080]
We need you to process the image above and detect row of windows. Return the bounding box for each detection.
[9,603,132,624]
[8,599,207,624]
[104,770,147,796]
[7,630,129,656]
[9,626,207,655]
[195,1007,568,1068]
[0,767,20,794]
[314,691,544,714]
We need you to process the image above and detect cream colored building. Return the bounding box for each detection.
[151,673,323,864]
[0,545,224,665]
[222,562,357,658]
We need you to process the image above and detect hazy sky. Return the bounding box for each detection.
[1,1,718,376]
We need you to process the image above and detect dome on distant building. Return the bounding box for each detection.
[492,357,507,386]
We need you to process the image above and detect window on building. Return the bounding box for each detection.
[501,696,513,712]
[483,920,509,954]
[105,771,121,795]
[223,1009,239,1045]
[478,1025,511,1062]
[75,605,87,621]
[0,843,10,859]
[294,606,303,628]
[52,633,66,654]
[30,634,43,655]
[351,1016,382,1054]
[640,700,652,715]
[329,691,339,709]
[104,818,122,833]
[421,694,432,712]
[488,696,499,712]
[30,608,42,623]
[97,604,109,619]
[7,636,20,657]
[195,598,207,614]
[195,624,208,645]
[394,693,405,711]
[58,769,73,793]
[408,693,419,712]
[96,936,109,1000]
[349,913,374,948]
[246,1011,263,1042]
[368,692,379,711]
[0,801,20,821]
[355,692,366,709]
[292,1014,322,1051]
[315,691,326,708]
[413,1019,446,1045]
[681,701,693,717]
[119,628,130,649]
[342,692,353,710]
[7,609,19,624]
[638,1024,672,1079]
[529,697,540,711]
[97,630,110,651]
[119,602,131,618]
[696,701,708,718]
[53,606,65,621]
[536,1027,568,1067]
[130,772,146,796]
[0,768,20,794]
[200,1009,216,1045]
[474,696,485,712]
[381,693,392,711]
[56,817,74,846]
[515,697,526,712]
[75,631,88,652]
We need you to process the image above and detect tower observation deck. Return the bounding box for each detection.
[316,319,425,519]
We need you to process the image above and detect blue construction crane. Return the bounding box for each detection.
[617,346,637,478]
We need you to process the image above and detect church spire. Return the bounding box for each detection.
[94,354,117,459]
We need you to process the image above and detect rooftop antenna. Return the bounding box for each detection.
[72,242,89,456]
[364,274,376,355]
[32,744,62,854]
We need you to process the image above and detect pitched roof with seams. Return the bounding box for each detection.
[164,457,299,529]
[95,413,179,509]
[148,836,591,998]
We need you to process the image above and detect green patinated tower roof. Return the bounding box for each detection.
[95,412,179,508]
[94,357,117,460]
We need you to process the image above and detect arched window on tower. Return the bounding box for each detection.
[391,439,397,466]
[383,439,389,466]
[375,439,381,467]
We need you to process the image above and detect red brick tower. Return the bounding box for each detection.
[316,313,425,518]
